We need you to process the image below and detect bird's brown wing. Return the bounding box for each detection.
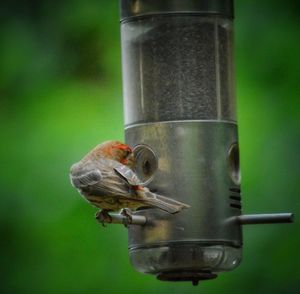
[78,166,131,196]
[70,169,102,188]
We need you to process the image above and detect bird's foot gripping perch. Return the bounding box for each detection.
[95,209,113,226]
[121,208,133,227]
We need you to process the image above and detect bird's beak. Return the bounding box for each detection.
[121,152,135,168]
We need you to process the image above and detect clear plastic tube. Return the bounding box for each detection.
[121,15,236,125]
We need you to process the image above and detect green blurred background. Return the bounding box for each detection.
[1,0,299,293]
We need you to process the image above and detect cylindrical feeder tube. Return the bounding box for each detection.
[120,0,242,283]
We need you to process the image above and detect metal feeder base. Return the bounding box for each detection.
[157,271,218,286]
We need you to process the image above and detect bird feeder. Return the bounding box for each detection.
[117,0,293,285]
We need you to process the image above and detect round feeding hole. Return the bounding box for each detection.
[228,143,241,185]
[133,144,158,185]
[143,159,151,176]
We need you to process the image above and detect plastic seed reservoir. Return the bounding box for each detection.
[121,15,236,126]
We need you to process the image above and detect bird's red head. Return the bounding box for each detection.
[88,141,134,166]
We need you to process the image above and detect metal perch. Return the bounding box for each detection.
[237,213,294,225]
[96,213,147,226]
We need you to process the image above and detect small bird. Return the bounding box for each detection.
[70,140,189,223]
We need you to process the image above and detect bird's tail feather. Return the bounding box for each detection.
[143,191,190,214]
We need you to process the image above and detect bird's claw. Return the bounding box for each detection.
[95,210,112,227]
[121,208,133,228]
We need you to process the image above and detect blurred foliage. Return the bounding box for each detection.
[0,0,299,293]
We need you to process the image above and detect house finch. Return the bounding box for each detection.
[70,140,189,222]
